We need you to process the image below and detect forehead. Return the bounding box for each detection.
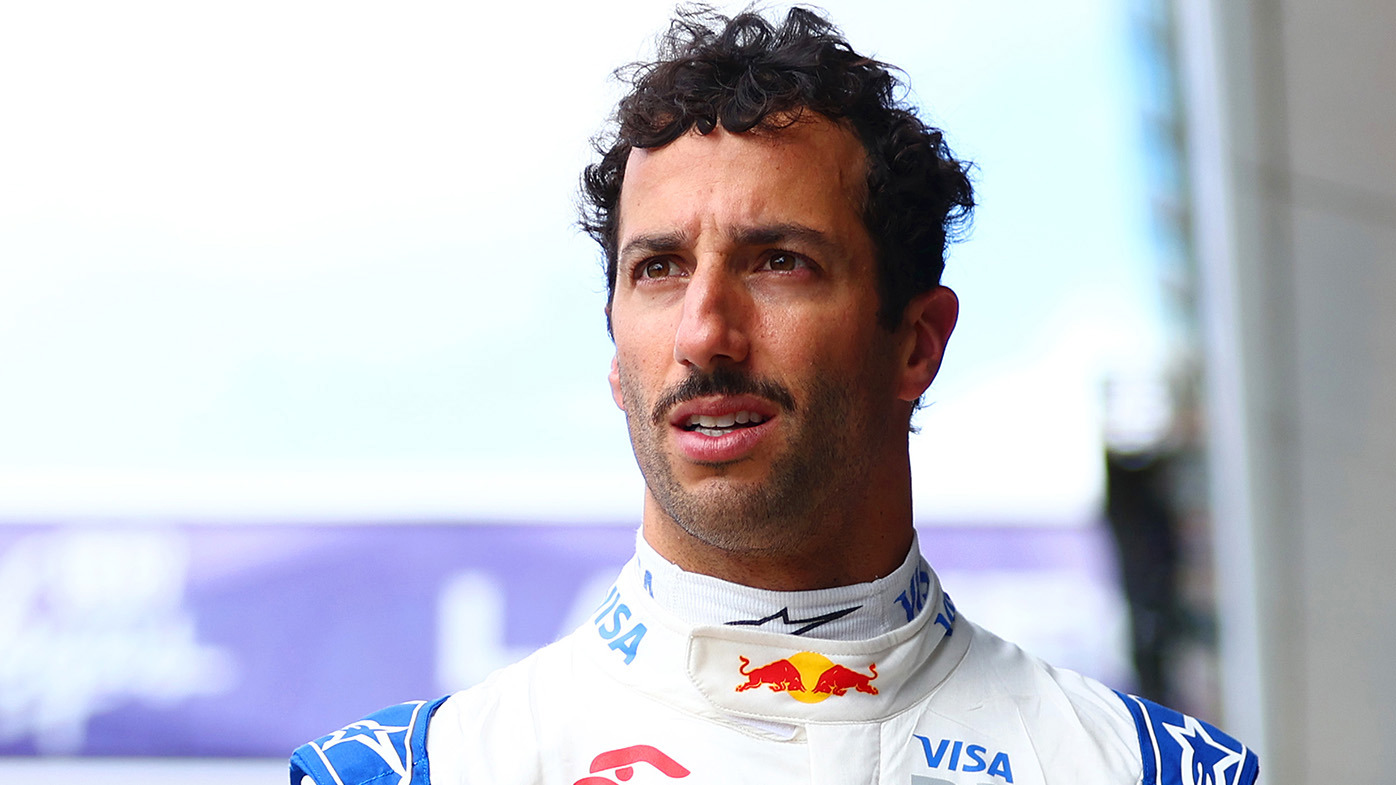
[617,117,869,247]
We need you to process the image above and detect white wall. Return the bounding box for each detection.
[1184,0,1396,780]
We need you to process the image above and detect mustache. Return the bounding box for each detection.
[649,367,797,425]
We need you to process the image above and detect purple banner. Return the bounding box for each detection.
[0,521,1122,758]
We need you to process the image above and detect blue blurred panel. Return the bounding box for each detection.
[0,521,1122,758]
[0,522,636,757]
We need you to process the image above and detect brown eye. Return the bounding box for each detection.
[643,260,672,278]
[763,252,805,272]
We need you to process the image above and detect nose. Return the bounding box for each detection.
[673,266,749,371]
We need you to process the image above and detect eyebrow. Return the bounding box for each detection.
[618,222,839,262]
[618,231,690,263]
[727,222,838,255]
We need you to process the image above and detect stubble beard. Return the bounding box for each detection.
[619,367,875,556]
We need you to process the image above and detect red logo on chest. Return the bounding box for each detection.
[573,745,690,784]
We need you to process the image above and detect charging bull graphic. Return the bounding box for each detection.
[736,651,878,704]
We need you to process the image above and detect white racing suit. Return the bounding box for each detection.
[291,552,1259,785]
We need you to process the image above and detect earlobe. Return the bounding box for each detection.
[609,354,626,411]
[896,286,958,402]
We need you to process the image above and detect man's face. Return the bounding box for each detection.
[608,117,927,554]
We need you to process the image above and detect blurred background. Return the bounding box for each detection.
[0,0,1391,783]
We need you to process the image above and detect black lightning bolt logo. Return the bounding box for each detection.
[724,605,862,636]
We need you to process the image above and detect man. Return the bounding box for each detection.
[291,8,1259,784]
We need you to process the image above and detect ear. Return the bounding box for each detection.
[895,286,958,402]
[609,354,626,410]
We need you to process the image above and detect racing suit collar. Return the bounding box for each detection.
[634,529,937,641]
[584,546,971,727]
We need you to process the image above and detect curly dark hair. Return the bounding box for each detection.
[580,5,974,331]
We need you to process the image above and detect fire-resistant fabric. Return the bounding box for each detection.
[290,554,1259,785]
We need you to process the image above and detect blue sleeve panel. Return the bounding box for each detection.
[290,696,452,785]
[1115,691,1260,785]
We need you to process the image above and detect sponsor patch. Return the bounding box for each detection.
[734,652,878,703]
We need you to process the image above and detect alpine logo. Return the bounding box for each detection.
[725,605,860,636]
[1163,714,1245,785]
[317,717,412,778]
[1116,692,1259,785]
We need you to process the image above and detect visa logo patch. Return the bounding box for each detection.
[913,736,1014,783]
[593,586,648,665]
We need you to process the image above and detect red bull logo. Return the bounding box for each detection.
[735,651,878,703]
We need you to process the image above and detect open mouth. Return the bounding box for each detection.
[681,411,769,437]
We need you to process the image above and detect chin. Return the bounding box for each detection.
[658,483,827,554]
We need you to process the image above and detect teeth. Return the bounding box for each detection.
[685,411,766,430]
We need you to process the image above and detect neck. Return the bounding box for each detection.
[641,472,914,591]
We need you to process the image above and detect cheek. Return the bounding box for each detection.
[614,342,663,387]
[613,312,683,379]
[759,308,876,367]
[611,306,675,360]
[612,350,665,419]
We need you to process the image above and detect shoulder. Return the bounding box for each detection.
[425,630,598,783]
[290,697,449,785]
[292,632,590,785]
[946,621,1259,785]
[1114,692,1261,785]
